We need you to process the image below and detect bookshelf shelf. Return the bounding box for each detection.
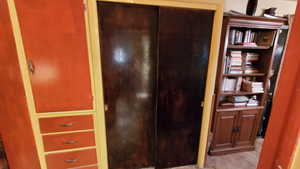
[220,91,264,96]
[223,73,265,77]
[216,106,265,112]
[227,45,271,49]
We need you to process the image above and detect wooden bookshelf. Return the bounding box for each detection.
[223,73,265,77]
[220,91,264,96]
[209,15,285,156]
[216,106,265,112]
[227,45,271,49]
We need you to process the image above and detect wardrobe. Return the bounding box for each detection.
[0,0,222,169]
[99,2,213,168]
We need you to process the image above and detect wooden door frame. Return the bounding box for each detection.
[86,0,224,168]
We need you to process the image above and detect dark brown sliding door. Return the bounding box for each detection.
[156,7,214,168]
[98,2,158,169]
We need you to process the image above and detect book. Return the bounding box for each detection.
[222,78,237,91]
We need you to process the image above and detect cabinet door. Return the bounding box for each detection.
[98,2,157,169]
[157,7,213,168]
[213,111,239,149]
[14,0,93,112]
[235,110,261,147]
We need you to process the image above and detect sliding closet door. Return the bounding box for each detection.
[157,8,214,168]
[98,3,157,169]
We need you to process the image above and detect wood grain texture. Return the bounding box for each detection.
[45,149,97,169]
[98,2,158,169]
[43,131,95,152]
[157,7,213,168]
[39,115,94,133]
[0,0,40,168]
[13,0,93,113]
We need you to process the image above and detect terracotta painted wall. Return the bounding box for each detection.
[0,0,41,169]
[224,0,297,16]
[257,1,300,169]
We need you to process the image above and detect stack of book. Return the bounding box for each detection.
[221,96,249,107]
[229,51,243,74]
[229,29,257,46]
[247,95,259,106]
[245,53,259,74]
[222,77,243,91]
[222,78,236,91]
[242,80,264,93]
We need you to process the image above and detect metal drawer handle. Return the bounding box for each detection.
[65,158,79,163]
[60,123,74,127]
[63,140,78,145]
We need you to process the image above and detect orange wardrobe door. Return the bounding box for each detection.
[14,0,93,113]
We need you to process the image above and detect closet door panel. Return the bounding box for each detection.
[14,0,93,113]
[98,2,157,169]
[157,7,214,168]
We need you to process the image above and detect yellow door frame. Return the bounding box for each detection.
[86,0,224,168]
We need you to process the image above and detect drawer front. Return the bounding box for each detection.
[39,115,94,133]
[43,131,96,152]
[80,166,98,169]
[46,149,97,169]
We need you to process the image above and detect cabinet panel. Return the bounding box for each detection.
[45,149,97,169]
[213,111,239,149]
[98,2,157,169]
[39,115,94,134]
[14,0,93,112]
[235,110,261,147]
[43,131,95,152]
[157,7,213,168]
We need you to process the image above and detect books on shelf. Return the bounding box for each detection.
[242,80,264,93]
[221,95,259,108]
[222,78,237,91]
[222,77,242,92]
[229,29,258,46]
[224,51,243,74]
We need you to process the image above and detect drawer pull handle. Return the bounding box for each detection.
[65,158,79,163]
[60,123,74,127]
[63,140,78,145]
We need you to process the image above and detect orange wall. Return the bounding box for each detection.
[257,2,300,169]
[0,1,41,169]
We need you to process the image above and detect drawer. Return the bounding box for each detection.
[46,149,97,169]
[39,115,94,133]
[80,166,98,169]
[43,131,96,152]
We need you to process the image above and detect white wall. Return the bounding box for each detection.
[224,0,297,16]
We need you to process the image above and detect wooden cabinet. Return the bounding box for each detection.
[211,110,261,155]
[213,111,239,150]
[99,2,213,169]
[235,110,261,147]
[14,0,93,113]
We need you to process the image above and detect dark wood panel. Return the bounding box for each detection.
[0,1,41,168]
[43,131,95,152]
[14,0,93,113]
[98,2,158,169]
[235,110,260,147]
[45,149,97,169]
[212,112,239,149]
[39,115,94,134]
[157,7,214,168]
